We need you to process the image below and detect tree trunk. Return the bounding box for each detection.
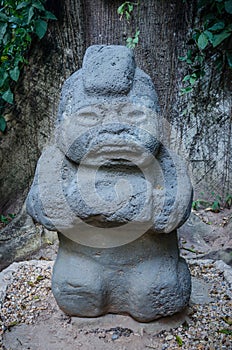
[0,0,231,214]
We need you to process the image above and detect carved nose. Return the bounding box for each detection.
[102,113,124,125]
[99,123,130,135]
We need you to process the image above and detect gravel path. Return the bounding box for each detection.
[0,259,232,350]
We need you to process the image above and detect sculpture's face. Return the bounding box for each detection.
[60,102,161,168]
[55,102,160,229]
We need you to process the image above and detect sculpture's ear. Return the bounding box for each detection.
[152,145,193,233]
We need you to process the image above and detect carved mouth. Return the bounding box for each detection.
[84,143,154,167]
[94,146,144,163]
[95,144,142,154]
[91,140,152,156]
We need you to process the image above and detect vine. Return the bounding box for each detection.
[180,0,232,94]
[117,1,140,49]
[0,0,57,132]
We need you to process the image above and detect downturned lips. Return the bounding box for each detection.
[80,142,156,167]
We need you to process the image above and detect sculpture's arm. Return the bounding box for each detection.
[152,145,193,233]
[26,145,74,232]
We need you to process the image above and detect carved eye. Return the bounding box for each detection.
[77,111,102,126]
[127,110,146,123]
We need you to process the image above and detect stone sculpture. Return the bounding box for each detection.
[27,45,193,322]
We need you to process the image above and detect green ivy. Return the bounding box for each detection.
[117,1,136,21]
[126,29,140,48]
[117,1,140,49]
[0,0,57,131]
[180,0,232,94]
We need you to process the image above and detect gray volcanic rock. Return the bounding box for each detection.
[0,204,57,271]
[26,45,193,321]
[82,45,136,95]
[52,231,191,322]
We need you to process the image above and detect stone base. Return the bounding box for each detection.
[52,230,191,322]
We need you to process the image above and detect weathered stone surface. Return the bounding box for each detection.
[179,213,232,266]
[26,45,193,321]
[82,45,136,95]
[52,231,191,322]
[0,204,57,271]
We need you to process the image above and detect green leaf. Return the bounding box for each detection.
[0,116,6,132]
[133,37,139,44]
[28,7,34,24]
[0,12,8,22]
[212,31,231,47]
[126,37,133,48]
[208,22,225,31]
[43,11,57,20]
[2,88,13,104]
[133,37,139,45]
[204,30,213,43]
[178,56,187,62]
[16,2,29,10]
[8,213,15,219]
[180,108,187,116]
[27,281,35,287]
[197,32,208,50]
[9,66,20,82]
[0,22,7,42]
[8,16,21,24]
[133,30,140,44]
[0,71,8,88]
[128,4,133,12]
[117,4,125,15]
[183,75,190,82]
[35,20,47,39]
[3,31,10,45]
[190,73,197,85]
[195,54,205,65]
[125,11,131,21]
[211,201,220,212]
[225,0,232,14]
[33,1,46,11]
[0,214,8,223]
[36,275,45,281]
[226,51,232,67]
[219,329,232,336]
[176,335,183,346]
[192,30,200,42]
[180,86,193,94]
[187,49,192,58]
[192,201,199,210]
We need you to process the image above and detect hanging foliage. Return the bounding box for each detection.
[0,0,57,131]
[180,0,232,94]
